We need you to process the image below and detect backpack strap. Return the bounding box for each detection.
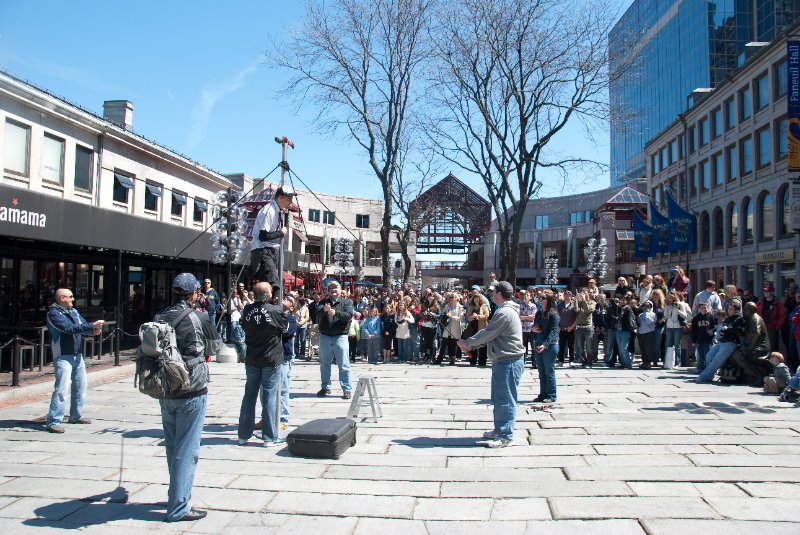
[172,307,195,328]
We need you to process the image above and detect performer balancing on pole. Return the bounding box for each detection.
[250,186,296,288]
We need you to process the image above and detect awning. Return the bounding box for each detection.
[194,200,208,212]
[172,192,187,205]
[616,230,634,241]
[145,183,163,197]
[293,228,308,242]
[114,173,134,189]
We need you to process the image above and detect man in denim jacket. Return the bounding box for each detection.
[45,289,104,433]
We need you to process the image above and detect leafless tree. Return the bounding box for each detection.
[431,0,620,284]
[274,0,433,288]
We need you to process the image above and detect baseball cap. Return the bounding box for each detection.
[496,281,514,299]
[275,186,297,197]
[471,285,481,290]
[327,280,341,288]
[173,273,200,293]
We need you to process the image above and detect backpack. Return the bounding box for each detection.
[718,360,743,384]
[135,308,203,398]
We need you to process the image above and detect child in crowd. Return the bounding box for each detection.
[279,297,297,431]
[636,300,656,369]
[362,308,382,364]
[348,312,361,361]
[691,301,717,374]
[380,305,397,364]
[764,352,791,394]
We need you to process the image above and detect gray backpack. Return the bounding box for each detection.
[135,308,202,398]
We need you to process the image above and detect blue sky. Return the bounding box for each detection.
[0,1,628,204]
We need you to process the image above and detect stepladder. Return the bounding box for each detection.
[346,375,382,423]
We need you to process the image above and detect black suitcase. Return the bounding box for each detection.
[718,361,743,384]
[286,418,357,460]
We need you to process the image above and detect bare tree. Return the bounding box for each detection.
[274,0,433,288]
[431,0,619,285]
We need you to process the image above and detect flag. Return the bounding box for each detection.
[666,192,696,251]
[788,41,800,171]
[566,227,574,267]
[633,209,654,258]
[649,201,670,255]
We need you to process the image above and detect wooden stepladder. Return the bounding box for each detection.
[346,376,382,423]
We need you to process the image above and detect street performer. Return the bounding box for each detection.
[250,186,296,288]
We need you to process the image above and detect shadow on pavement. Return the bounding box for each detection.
[391,436,481,448]
[0,419,47,431]
[642,400,781,414]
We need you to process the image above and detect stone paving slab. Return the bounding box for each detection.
[641,519,799,535]
[549,496,719,519]
[440,480,635,498]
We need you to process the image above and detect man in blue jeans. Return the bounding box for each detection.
[696,299,744,383]
[459,281,525,448]
[315,281,353,399]
[45,288,104,433]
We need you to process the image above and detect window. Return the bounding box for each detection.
[308,208,320,222]
[740,86,752,120]
[757,127,771,168]
[775,59,788,99]
[535,215,549,229]
[678,134,685,158]
[660,146,668,170]
[780,186,791,237]
[701,160,710,192]
[570,211,581,225]
[688,126,696,153]
[724,98,735,130]
[729,203,739,247]
[584,210,592,221]
[669,139,678,164]
[171,191,186,217]
[700,212,710,251]
[144,183,162,212]
[698,118,709,146]
[356,214,369,228]
[690,165,698,196]
[41,133,65,185]
[726,145,738,181]
[760,192,774,241]
[713,208,724,248]
[743,197,753,244]
[74,146,93,192]
[652,187,660,206]
[742,137,753,174]
[113,172,134,203]
[755,73,769,110]
[4,119,30,177]
[712,108,722,138]
[713,153,723,187]
[323,210,335,225]
[651,154,657,175]
[193,199,207,223]
[778,119,788,159]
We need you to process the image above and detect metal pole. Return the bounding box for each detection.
[115,249,122,366]
[226,187,233,307]
[12,336,20,387]
[278,140,288,304]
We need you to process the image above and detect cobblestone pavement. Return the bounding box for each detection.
[0,359,798,534]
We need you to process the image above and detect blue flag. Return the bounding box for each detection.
[649,201,669,255]
[633,210,654,258]
[666,192,696,251]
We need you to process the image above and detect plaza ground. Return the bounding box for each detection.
[0,358,797,534]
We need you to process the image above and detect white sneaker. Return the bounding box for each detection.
[237,438,248,446]
[485,438,514,448]
[482,430,497,439]
[263,438,286,448]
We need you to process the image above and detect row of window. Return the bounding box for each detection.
[111,173,206,223]
[307,208,370,228]
[651,58,787,175]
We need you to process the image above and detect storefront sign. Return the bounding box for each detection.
[755,248,795,263]
[789,41,800,171]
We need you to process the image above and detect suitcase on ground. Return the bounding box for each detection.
[718,361,743,384]
[286,418,357,460]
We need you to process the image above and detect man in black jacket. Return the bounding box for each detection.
[157,273,217,523]
[238,282,288,447]
[315,281,354,399]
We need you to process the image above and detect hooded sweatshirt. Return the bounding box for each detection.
[463,300,524,363]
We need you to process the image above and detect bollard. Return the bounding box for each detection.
[12,336,20,387]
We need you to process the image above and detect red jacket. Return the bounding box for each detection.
[757,298,786,330]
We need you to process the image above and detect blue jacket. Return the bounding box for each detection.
[282,312,297,361]
[46,304,94,358]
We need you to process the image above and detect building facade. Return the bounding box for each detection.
[645,26,797,295]
[610,0,800,186]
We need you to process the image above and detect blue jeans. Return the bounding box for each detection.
[366,337,381,363]
[697,342,738,381]
[159,394,207,521]
[294,327,307,359]
[695,343,711,372]
[535,345,558,400]
[239,364,281,442]
[616,331,633,368]
[410,329,420,361]
[280,361,292,424]
[490,356,525,441]
[319,334,351,392]
[47,354,86,427]
[397,338,411,362]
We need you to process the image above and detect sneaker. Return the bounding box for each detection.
[165,508,207,522]
[533,396,545,403]
[68,417,92,424]
[485,438,514,448]
[316,388,332,397]
[237,438,249,446]
[342,391,352,400]
[482,430,498,439]
[263,438,285,448]
[695,377,712,384]
[46,425,65,434]
[541,398,555,404]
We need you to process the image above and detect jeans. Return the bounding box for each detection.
[366,337,381,363]
[535,345,558,401]
[294,327,307,359]
[695,342,711,372]
[558,329,575,362]
[665,327,684,365]
[47,354,87,427]
[638,331,656,366]
[574,326,592,364]
[160,394,207,521]
[616,331,633,368]
[490,356,525,441]
[280,361,292,424]
[397,337,411,362]
[319,333,351,392]
[697,342,738,381]
[590,329,603,362]
[239,364,281,442]
[420,326,437,360]
[410,329,420,361]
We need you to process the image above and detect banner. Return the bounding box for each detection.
[566,227,574,267]
[666,192,697,251]
[632,209,654,258]
[649,201,670,255]
[789,41,800,171]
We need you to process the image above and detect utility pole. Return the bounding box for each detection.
[274,136,294,303]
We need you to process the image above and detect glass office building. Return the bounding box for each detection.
[609,0,800,186]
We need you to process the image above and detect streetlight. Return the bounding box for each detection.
[585,237,608,281]
[544,255,559,287]
[634,264,642,285]
[334,237,354,277]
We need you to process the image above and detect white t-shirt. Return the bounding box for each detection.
[250,200,281,250]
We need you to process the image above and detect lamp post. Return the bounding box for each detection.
[585,237,608,282]
[634,263,642,286]
[544,255,559,287]
[334,238,354,279]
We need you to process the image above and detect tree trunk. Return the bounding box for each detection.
[381,192,393,289]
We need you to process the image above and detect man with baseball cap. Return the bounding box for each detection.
[458,281,525,448]
[315,280,354,399]
[250,186,296,288]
